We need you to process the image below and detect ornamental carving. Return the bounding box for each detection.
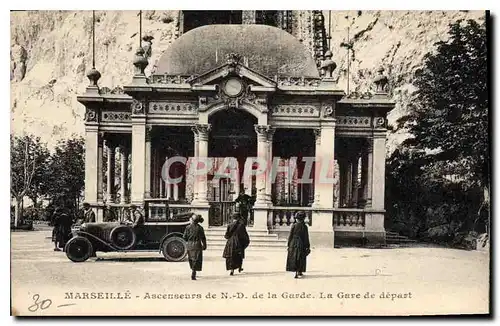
[149,102,197,114]
[373,67,389,93]
[101,111,131,122]
[85,108,98,122]
[131,99,145,115]
[323,105,334,118]
[374,117,386,127]
[271,105,319,117]
[99,86,124,95]
[150,74,197,84]
[277,76,320,87]
[346,91,373,99]
[254,125,271,140]
[336,116,371,127]
[226,53,242,67]
[193,124,211,139]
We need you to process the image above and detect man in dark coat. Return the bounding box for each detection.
[51,208,62,251]
[76,202,96,225]
[55,208,73,250]
[286,211,311,278]
[125,205,144,228]
[183,214,207,280]
[223,213,250,275]
[234,190,255,226]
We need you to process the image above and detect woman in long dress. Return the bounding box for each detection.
[223,213,250,276]
[286,211,311,278]
[183,214,207,280]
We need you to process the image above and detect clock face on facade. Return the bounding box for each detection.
[223,78,244,97]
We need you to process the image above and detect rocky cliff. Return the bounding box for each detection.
[10,10,485,150]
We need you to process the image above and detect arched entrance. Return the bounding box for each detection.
[207,108,258,226]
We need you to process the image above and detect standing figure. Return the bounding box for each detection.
[51,208,62,251]
[286,211,311,278]
[57,209,74,250]
[77,202,96,225]
[183,214,207,280]
[223,213,250,276]
[234,190,255,226]
[125,205,144,228]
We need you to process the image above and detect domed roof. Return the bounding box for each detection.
[154,24,319,78]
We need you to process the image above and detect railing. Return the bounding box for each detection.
[144,199,192,222]
[332,209,366,228]
[270,206,313,229]
[208,201,256,227]
[209,201,236,227]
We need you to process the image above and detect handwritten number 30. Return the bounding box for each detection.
[28,294,52,312]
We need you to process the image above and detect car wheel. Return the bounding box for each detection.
[162,237,187,262]
[65,236,93,263]
[109,225,136,250]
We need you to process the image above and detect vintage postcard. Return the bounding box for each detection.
[10,10,490,316]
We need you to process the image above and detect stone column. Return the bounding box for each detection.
[351,155,359,207]
[254,125,270,206]
[311,122,335,248]
[265,127,275,204]
[191,127,200,202]
[144,126,152,199]
[105,139,116,203]
[97,134,104,202]
[364,139,373,207]
[253,125,270,231]
[318,124,335,209]
[84,126,99,204]
[312,128,321,208]
[371,133,386,210]
[119,145,129,204]
[193,124,210,205]
[131,117,146,204]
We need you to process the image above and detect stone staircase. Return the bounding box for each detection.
[205,227,287,250]
[385,231,417,245]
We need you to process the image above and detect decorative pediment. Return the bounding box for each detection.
[189,53,277,89]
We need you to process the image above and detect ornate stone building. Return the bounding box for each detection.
[77,10,394,246]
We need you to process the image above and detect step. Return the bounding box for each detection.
[386,239,417,244]
[207,242,287,248]
[207,238,286,244]
[207,234,280,240]
[206,228,271,235]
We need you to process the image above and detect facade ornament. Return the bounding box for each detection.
[194,124,211,141]
[323,105,334,118]
[346,91,373,99]
[373,67,389,93]
[133,47,148,76]
[226,53,242,67]
[254,124,270,141]
[131,99,145,114]
[86,67,101,87]
[374,117,385,127]
[85,108,98,122]
[141,35,154,59]
[320,50,337,78]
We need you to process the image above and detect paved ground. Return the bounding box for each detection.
[11,229,489,316]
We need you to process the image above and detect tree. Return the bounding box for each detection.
[44,136,85,216]
[393,19,488,237]
[10,135,50,227]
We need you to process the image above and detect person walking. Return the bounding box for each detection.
[223,213,250,276]
[286,211,311,279]
[183,214,207,280]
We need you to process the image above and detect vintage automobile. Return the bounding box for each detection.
[64,202,192,263]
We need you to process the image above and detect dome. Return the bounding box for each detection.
[154,24,319,78]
